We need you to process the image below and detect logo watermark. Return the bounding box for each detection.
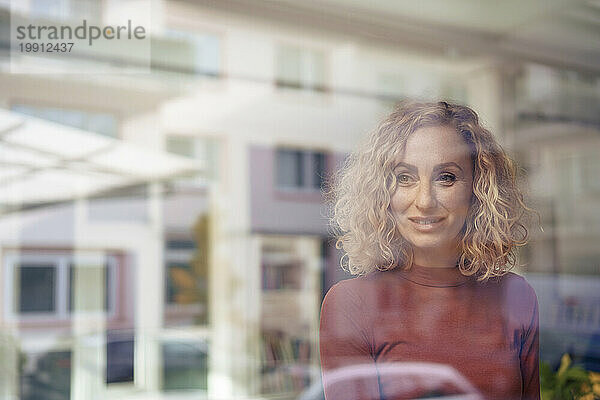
[16,20,146,46]
[10,1,152,74]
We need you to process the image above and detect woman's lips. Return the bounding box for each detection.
[408,217,445,231]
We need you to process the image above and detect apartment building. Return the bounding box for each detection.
[0,1,599,399]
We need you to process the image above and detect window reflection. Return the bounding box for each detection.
[1,2,599,399]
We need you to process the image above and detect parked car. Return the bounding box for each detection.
[20,331,208,399]
[299,362,483,400]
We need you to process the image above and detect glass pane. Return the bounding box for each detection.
[17,264,56,313]
[276,149,304,188]
[304,49,326,90]
[162,339,208,391]
[166,239,196,250]
[5,5,600,399]
[196,35,220,76]
[106,330,134,384]
[166,262,195,304]
[312,152,325,189]
[164,215,209,327]
[151,35,197,72]
[259,236,320,396]
[160,30,221,76]
[276,46,326,90]
[20,349,71,400]
[68,263,108,312]
[276,46,302,88]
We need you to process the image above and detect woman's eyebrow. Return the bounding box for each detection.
[434,162,464,173]
[394,161,464,173]
[394,162,417,171]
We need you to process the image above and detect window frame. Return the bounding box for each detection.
[164,236,207,321]
[160,28,223,77]
[274,43,329,92]
[3,251,118,323]
[274,147,328,194]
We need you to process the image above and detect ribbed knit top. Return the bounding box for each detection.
[319,266,540,400]
[396,263,470,287]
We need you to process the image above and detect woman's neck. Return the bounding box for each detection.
[412,246,460,268]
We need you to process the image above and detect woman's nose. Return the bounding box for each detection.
[415,180,437,210]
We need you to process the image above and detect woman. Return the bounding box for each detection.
[319,101,540,400]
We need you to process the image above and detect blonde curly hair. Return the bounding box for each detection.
[328,100,537,281]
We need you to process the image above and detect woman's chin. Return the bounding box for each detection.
[407,238,445,249]
[406,237,458,254]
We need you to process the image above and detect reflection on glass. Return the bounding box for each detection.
[1,3,599,399]
[106,330,134,384]
[276,44,326,91]
[165,214,209,327]
[17,264,56,314]
[276,148,326,191]
[68,263,111,312]
[162,339,208,391]
[20,349,71,400]
[259,236,320,396]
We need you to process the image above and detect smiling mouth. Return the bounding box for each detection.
[409,217,444,225]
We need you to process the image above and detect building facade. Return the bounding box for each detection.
[0,1,599,399]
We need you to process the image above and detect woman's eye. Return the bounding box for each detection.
[438,173,457,184]
[397,174,413,184]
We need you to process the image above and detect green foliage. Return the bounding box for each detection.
[540,354,598,400]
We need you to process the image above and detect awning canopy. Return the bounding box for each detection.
[0,109,203,207]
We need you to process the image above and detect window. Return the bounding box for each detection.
[19,349,72,400]
[276,45,326,91]
[18,263,56,313]
[277,149,304,187]
[4,252,117,320]
[162,339,208,391]
[165,237,206,307]
[165,238,199,305]
[275,148,326,191]
[313,151,326,189]
[106,330,135,384]
[68,262,112,312]
[11,104,118,138]
[516,63,600,125]
[164,216,210,326]
[153,29,220,76]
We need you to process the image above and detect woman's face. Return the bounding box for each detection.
[390,125,474,266]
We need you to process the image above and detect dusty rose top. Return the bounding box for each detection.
[319,264,540,400]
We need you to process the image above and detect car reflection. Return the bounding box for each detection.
[301,362,483,400]
[19,332,208,400]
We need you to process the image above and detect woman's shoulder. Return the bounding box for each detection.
[494,271,537,296]
[325,275,372,301]
[321,277,368,319]
[482,271,539,321]
[323,271,388,307]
